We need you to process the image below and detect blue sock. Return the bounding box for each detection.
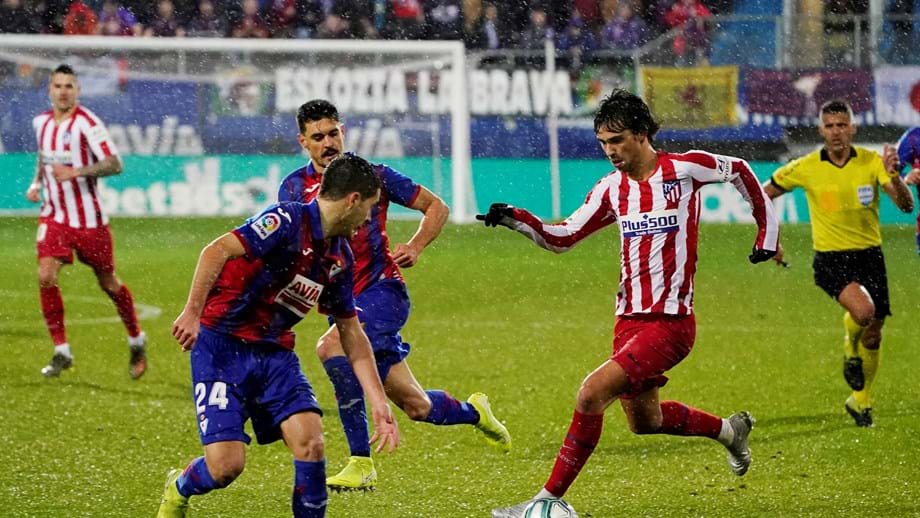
[423,390,480,425]
[292,459,327,518]
[176,456,225,498]
[323,356,371,457]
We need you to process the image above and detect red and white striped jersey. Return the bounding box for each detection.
[505,150,780,316]
[33,105,119,229]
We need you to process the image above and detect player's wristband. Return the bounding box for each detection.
[29,182,41,190]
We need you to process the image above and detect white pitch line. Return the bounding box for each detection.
[0,289,162,326]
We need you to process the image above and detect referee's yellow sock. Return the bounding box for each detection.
[843,312,864,358]
[852,344,879,409]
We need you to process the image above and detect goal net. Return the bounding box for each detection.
[0,35,474,222]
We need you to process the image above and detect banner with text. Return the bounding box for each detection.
[0,154,914,226]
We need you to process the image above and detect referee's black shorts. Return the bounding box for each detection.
[812,246,891,318]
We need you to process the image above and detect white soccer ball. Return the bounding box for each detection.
[523,498,578,518]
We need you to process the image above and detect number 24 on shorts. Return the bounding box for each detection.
[195,381,230,413]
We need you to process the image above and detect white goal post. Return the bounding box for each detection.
[0,34,475,223]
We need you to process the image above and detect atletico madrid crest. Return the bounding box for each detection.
[662,180,682,204]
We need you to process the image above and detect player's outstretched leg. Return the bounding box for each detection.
[128,331,148,380]
[467,392,512,452]
[723,411,755,476]
[157,469,189,518]
[326,455,376,492]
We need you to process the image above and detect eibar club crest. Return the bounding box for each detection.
[662,180,682,204]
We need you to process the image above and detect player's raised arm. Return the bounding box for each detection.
[335,315,400,453]
[476,179,616,253]
[172,232,246,351]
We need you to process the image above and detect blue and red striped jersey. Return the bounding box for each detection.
[199,200,356,350]
[278,160,421,295]
[896,127,920,175]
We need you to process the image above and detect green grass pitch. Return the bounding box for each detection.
[0,216,918,517]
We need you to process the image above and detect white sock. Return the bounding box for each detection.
[717,418,734,447]
[54,343,72,358]
[534,488,557,500]
[128,331,146,347]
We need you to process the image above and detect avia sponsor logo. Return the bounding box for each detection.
[274,274,324,318]
[620,209,680,238]
[107,116,203,156]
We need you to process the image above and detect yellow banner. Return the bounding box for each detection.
[641,66,738,129]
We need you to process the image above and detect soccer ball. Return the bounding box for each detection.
[523,498,578,518]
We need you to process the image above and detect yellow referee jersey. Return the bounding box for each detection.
[771,146,891,252]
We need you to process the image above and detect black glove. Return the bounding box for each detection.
[748,247,777,264]
[475,203,515,227]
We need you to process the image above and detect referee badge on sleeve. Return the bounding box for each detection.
[857,185,874,206]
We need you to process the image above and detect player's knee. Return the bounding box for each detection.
[575,383,607,414]
[207,458,245,487]
[315,334,343,362]
[851,307,874,327]
[627,418,662,435]
[289,434,325,461]
[861,328,882,349]
[37,269,58,288]
[401,396,432,421]
[96,273,121,295]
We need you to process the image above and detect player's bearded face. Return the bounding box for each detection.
[300,118,344,170]
[819,113,855,154]
[49,73,78,112]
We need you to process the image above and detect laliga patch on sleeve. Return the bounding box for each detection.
[716,155,733,182]
[250,212,282,239]
[85,125,109,146]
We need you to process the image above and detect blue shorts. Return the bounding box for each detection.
[328,279,411,382]
[190,327,321,446]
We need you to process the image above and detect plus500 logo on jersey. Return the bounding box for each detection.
[620,209,680,238]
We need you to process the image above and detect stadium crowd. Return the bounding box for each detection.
[0,0,733,54]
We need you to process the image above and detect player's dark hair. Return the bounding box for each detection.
[594,88,660,140]
[320,152,380,201]
[52,64,76,77]
[820,99,853,119]
[297,99,339,133]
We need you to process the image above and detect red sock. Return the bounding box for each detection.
[108,285,140,337]
[544,410,604,497]
[658,400,722,439]
[40,286,67,345]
